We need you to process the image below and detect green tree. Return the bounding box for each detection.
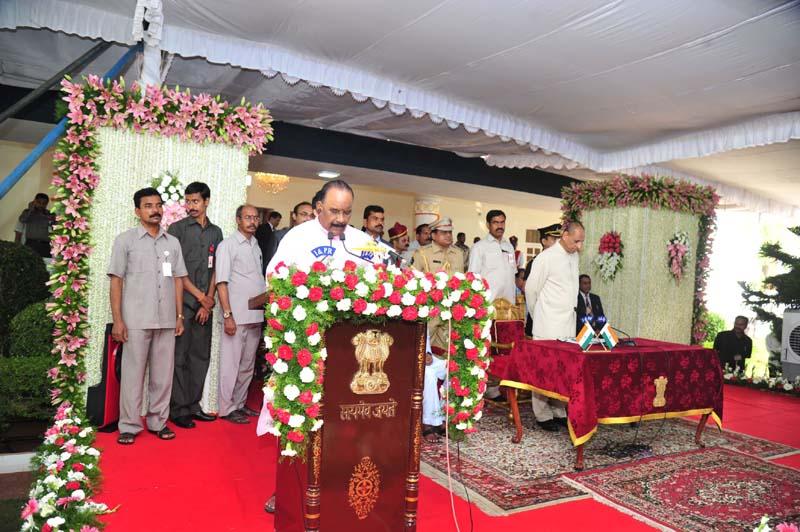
[701,311,726,348]
[740,226,800,371]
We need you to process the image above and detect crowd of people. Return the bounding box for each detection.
[15,176,754,516]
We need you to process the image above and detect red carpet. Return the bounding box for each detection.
[565,447,800,530]
[94,384,799,531]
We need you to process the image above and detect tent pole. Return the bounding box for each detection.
[0,43,141,200]
[0,41,113,126]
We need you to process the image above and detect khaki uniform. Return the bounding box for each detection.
[107,226,187,435]
[412,243,466,352]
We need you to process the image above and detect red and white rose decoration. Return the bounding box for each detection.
[260,260,494,458]
[592,231,623,282]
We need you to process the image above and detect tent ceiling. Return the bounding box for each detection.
[1,0,799,214]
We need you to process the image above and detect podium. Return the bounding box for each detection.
[275,320,427,531]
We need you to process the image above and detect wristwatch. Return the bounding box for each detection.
[177,314,185,320]
[223,310,232,319]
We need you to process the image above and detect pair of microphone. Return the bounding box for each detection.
[327,231,407,267]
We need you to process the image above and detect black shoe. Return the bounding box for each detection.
[239,406,259,417]
[193,411,217,422]
[536,419,560,432]
[172,416,196,429]
[222,412,250,424]
[554,417,568,427]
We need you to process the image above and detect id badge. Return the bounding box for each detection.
[208,255,214,269]
[507,253,516,267]
[162,261,173,277]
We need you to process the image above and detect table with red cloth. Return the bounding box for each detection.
[493,338,724,469]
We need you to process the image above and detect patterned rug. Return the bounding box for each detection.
[564,447,800,531]
[421,407,798,515]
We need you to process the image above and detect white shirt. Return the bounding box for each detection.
[467,233,517,302]
[266,218,376,275]
[525,241,579,339]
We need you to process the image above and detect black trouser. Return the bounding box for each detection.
[26,239,51,258]
[170,311,213,419]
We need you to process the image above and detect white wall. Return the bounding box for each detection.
[245,175,561,253]
[246,176,416,234]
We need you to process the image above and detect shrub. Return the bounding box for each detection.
[9,301,52,358]
[0,356,52,432]
[0,241,49,354]
[702,311,727,348]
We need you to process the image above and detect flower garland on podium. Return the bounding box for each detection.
[21,75,272,531]
[262,259,495,458]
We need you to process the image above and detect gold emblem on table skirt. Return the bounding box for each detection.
[350,330,393,395]
[653,376,668,407]
[348,456,381,520]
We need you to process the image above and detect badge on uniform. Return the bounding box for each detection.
[208,244,215,269]
[311,245,335,259]
[162,251,173,277]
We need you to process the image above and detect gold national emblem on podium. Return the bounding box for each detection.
[653,376,668,407]
[348,456,381,520]
[350,330,394,395]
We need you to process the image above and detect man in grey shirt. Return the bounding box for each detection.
[215,204,265,424]
[108,187,187,445]
[167,182,224,428]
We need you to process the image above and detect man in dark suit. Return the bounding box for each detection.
[576,274,606,334]
[713,316,752,372]
[254,210,281,274]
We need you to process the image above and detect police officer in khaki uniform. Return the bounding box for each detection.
[412,217,465,350]
[411,217,465,442]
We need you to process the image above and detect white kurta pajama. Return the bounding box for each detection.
[467,233,517,303]
[524,241,579,422]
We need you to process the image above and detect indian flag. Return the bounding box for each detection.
[576,323,595,350]
[598,322,619,349]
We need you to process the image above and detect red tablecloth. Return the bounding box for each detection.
[496,338,723,446]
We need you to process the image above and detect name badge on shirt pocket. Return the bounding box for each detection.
[162,251,173,277]
[208,255,214,269]
[505,252,516,267]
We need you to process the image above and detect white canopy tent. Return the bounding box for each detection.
[1,0,799,215]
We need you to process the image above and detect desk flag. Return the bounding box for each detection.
[576,322,596,351]
[598,322,619,349]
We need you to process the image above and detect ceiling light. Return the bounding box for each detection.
[250,172,290,194]
[317,170,340,179]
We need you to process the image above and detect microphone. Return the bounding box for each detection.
[611,326,637,347]
[338,231,376,264]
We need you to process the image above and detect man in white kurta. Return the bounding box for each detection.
[468,209,517,303]
[524,221,585,431]
[258,180,386,514]
[468,209,517,400]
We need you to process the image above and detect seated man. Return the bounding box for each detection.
[713,316,752,372]
[576,274,606,334]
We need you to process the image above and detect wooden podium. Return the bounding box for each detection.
[275,320,427,531]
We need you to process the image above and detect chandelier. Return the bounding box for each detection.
[251,172,290,194]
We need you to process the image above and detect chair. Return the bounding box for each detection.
[486,298,529,418]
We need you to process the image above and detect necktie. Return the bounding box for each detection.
[585,295,592,315]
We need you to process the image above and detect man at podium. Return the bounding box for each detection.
[259,179,375,515]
